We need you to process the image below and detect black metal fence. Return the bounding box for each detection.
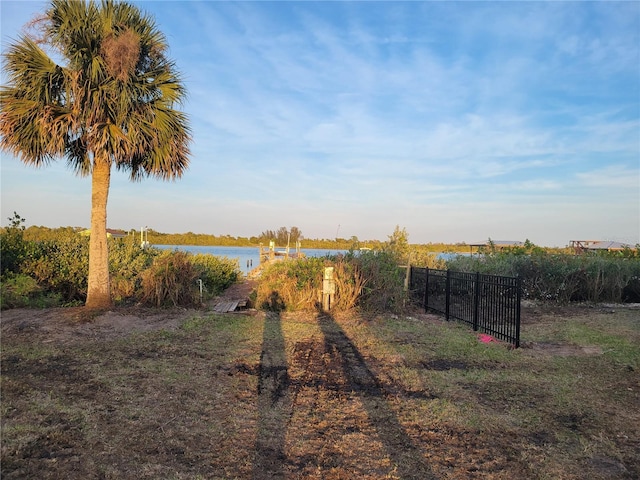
[409,267,521,347]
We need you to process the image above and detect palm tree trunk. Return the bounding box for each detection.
[86,156,112,309]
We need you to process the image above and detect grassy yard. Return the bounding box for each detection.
[1,304,639,479]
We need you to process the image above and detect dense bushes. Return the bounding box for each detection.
[0,220,241,309]
[190,253,240,296]
[0,272,61,309]
[256,246,640,314]
[3,217,637,311]
[446,251,640,303]
[21,231,90,302]
[256,250,406,313]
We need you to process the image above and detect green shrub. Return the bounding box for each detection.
[409,250,446,269]
[190,253,240,297]
[0,272,62,309]
[446,252,640,303]
[0,212,30,275]
[21,232,90,302]
[109,237,159,303]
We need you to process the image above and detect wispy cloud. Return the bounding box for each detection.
[1,0,638,246]
[576,166,640,189]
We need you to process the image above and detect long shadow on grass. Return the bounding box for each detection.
[253,292,290,479]
[318,312,436,480]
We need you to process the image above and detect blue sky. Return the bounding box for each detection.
[1,1,639,247]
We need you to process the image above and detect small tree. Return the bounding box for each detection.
[384,225,410,263]
[0,212,28,275]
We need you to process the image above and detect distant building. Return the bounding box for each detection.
[80,228,127,239]
[570,240,633,254]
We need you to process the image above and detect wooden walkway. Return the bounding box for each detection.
[212,299,248,313]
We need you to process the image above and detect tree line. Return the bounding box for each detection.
[12,224,476,253]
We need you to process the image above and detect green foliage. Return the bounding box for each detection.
[0,272,61,309]
[109,236,159,303]
[20,230,90,302]
[383,225,410,263]
[190,253,240,296]
[2,219,242,308]
[350,250,407,312]
[150,230,255,247]
[408,250,446,269]
[257,226,303,246]
[446,250,640,303]
[2,221,244,308]
[0,212,28,275]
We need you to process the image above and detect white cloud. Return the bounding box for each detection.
[576,166,640,189]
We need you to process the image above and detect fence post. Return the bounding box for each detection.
[404,264,411,291]
[423,268,429,313]
[473,271,480,331]
[445,269,451,321]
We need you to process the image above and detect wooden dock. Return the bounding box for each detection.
[259,242,304,264]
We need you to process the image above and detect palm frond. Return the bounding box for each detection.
[2,0,191,178]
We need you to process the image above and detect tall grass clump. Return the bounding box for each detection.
[351,250,407,312]
[446,248,640,303]
[256,257,326,311]
[138,250,241,307]
[139,251,200,307]
[256,250,407,313]
[256,255,368,312]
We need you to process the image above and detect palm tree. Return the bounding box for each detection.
[0,0,191,309]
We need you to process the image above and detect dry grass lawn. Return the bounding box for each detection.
[1,301,639,479]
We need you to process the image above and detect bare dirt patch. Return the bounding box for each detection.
[1,297,639,479]
[1,279,259,344]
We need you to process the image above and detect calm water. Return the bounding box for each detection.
[154,245,347,275]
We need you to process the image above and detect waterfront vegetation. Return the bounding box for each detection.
[1,218,639,310]
[1,216,240,309]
